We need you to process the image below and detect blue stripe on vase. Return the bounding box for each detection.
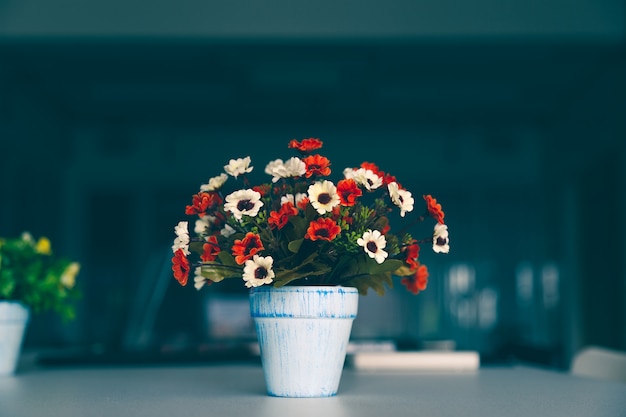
[249,286,359,319]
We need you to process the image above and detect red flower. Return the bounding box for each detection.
[253,184,271,197]
[404,242,421,271]
[401,264,428,295]
[171,249,190,286]
[303,154,331,178]
[185,192,222,217]
[382,173,399,187]
[360,162,382,176]
[423,194,445,224]
[288,138,323,153]
[336,178,362,207]
[232,232,265,265]
[297,196,310,210]
[330,206,353,226]
[201,235,221,262]
[268,202,299,230]
[305,218,341,241]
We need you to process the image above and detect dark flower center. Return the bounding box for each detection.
[315,229,330,238]
[318,193,331,204]
[436,237,447,246]
[237,199,255,211]
[366,241,378,253]
[254,267,268,279]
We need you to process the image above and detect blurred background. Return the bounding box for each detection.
[0,0,624,370]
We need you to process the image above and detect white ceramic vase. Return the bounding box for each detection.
[0,301,30,375]
[249,285,359,397]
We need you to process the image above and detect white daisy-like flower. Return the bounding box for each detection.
[283,157,306,177]
[281,193,307,206]
[193,267,207,290]
[194,215,216,234]
[243,255,275,288]
[220,224,236,237]
[172,221,190,255]
[357,229,388,264]
[224,189,264,220]
[387,182,414,217]
[307,180,340,215]
[433,223,450,254]
[265,157,306,183]
[224,156,253,178]
[346,168,382,191]
[343,167,357,178]
[200,173,228,192]
[265,159,284,177]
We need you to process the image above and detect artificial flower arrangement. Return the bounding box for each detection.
[0,232,80,320]
[171,138,449,296]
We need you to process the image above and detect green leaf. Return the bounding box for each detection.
[287,239,303,254]
[201,263,242,283]
[189,241,204,254]
[287,216,307,239]
[369,259,404,275]
[345,272,394,296]
[217,251,237,266]
[273,266,330,288]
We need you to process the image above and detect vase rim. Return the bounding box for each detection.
[0,301,30,322]
[249,285,359,319]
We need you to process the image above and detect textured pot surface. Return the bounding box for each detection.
[250,286,358,397]
[0,301,30,375]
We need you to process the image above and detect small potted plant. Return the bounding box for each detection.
[171,138,450,396]
[0,232,80,375]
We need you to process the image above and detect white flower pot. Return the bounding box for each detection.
[0,301,30,375]
[249,285,358,397]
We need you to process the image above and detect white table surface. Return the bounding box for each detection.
[1,363,625,417]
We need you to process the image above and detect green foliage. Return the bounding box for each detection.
[0,233,81,321]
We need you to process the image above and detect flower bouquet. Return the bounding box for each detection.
[171,138,449,295]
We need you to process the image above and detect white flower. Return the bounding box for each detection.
[172,221,190,255]
[200,173,228,192]
[224,189,264,220]
[388,182,414,217]
[224,156,253,178]
[284,157,306,177]
[307,180,340,215]
[21,232,34,244]
[243,255,275,288]
[357,229,388,264]
[265,157,306,183]
[220,224,236,237]
[343,167,356,178]
[194,215,216,234]
[281,193,307,206]
[433,223,450,254]
[60,262,80,289]
[265,159,285,182]
[345,168,382,191]
[194,267,207,290]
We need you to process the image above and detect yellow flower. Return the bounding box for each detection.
[35,237,52,255]
[61,262,80,289]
